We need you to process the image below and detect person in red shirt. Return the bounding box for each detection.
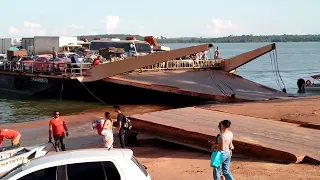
[214,46,220,59]
[0,129,21,147]
[48,111,69,151]
[92,55,102,65]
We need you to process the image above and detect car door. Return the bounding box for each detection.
[65,161,123,180]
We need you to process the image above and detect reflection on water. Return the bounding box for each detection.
[0,92,105,124]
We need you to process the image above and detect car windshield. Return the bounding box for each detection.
[49,58,61,61]
[58,54,67,58]
[0,164,23,179]
[21,57,31,60]
[131,156,148,177]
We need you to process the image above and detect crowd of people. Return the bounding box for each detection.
[1,104,234,180]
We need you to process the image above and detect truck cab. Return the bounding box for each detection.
[89,38,153,57]
[61,44,82,52]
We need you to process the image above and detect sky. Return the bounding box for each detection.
[1,0,319,38]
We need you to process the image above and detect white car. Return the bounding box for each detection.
[0,148,151,180]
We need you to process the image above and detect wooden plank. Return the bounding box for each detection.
[130,107,320,164]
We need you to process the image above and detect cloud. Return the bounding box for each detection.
[8,21,47,37]
[67,24,84,29]
[103,16,120,34]
[205,18,239,37]
[8,21,87,37]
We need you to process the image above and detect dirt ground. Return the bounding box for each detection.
[2,100,320,180]
[88,136,320,180]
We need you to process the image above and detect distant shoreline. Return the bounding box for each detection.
[78,34,320,43]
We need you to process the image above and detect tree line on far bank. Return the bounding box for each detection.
[78,34,320,43]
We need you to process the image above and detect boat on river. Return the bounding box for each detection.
[304,74,320,91]
[0,143,52,174]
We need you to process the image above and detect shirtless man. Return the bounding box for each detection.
[0,129,21,147]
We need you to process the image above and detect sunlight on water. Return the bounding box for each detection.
[0,95,104,124]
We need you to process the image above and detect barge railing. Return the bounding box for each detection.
[0,59,223,77]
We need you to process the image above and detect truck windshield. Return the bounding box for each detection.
[135,43,152,53]
[90,42,133,52]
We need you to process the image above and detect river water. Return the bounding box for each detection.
[1,42,319,123]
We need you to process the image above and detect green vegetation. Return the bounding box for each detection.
[78,34,320,43]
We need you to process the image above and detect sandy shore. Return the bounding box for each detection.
[1,102,319,180]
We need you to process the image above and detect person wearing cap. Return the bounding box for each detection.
[113,105,126,148]
[0,129,21,147]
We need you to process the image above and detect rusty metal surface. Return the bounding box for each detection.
[130,107,320,164]
[222,43,276,72]
[0,70,65,79]
[77,44,213,82]
[105,70,288,101]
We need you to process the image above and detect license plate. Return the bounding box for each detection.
[25,66,30,70]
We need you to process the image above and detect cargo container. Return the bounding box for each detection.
[33,36,78,54]
[0,38,13,54]
[21,38,35,55]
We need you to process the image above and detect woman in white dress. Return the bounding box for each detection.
[102,112,114,150]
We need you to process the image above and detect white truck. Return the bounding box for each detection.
[0,38,13,54]
[33,36,78,55]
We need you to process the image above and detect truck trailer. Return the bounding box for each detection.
[33,36,78,54]
[0,38,13,54]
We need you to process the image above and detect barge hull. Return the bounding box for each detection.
[0,69,289,103]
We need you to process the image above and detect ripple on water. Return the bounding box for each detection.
[0,97,105,124]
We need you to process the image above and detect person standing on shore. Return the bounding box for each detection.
[211,120,234,180]
[48,111,69,151]
[113,105,126,148]
[0,129,21,147]
[101,112,114,150]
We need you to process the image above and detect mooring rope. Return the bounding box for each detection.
[270,51,282,89]
[59,76,64,101]
[79,81,106,104]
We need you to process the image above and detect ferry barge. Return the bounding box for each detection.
[0,39,288,104]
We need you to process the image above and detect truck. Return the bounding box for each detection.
[0,38,13,54]
[21,38,35,55]
[33,36,78,55]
